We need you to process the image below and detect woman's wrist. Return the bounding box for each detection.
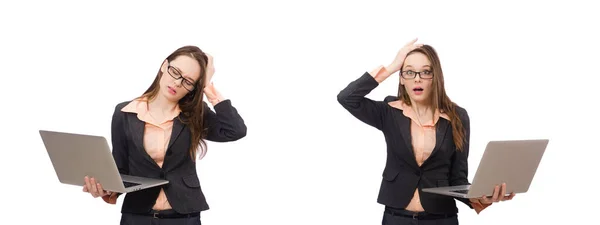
[209,98,223,106]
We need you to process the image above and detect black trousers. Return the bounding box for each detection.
[120,209,201,225]
[382,207,459,225]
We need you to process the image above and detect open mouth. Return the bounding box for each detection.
[413,87,424,95]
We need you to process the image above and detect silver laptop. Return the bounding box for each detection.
[39,130,169,193]
[422,139,549,198]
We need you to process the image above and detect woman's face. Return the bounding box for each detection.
[159,55,201,102]
[400,52,434,105]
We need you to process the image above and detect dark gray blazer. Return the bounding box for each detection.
[337,73,473,214]
[111,99,247,214]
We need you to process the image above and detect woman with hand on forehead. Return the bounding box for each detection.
[337,39,514,225]
[83,45,247,225]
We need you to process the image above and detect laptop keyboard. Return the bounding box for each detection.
[123,181,141,188]
[451,189,469,194]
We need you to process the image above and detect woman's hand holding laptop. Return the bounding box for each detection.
[82,176,112,198]
[470,183,516,205]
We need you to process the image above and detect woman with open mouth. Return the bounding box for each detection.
[337,38,514,225]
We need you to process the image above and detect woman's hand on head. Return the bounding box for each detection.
[205,53,215,85]
[203,53,224,106]
[386,38,424,75]
[82,176,112,198]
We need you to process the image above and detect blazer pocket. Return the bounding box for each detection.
[382,169,400,182]
[182,174,201,188]
[436,180,449,187]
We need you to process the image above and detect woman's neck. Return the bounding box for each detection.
[410,99,433,118]
[148,94,178,116]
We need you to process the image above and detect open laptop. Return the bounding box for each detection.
[422,139,549,198]
[39,130,169,193]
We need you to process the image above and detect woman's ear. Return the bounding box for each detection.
[160,59,168,73]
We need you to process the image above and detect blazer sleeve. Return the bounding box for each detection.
[337,72,387,130]
[111,103,129,175]
[449,107,473,208]
[203,100,247,142]
[103,103,129,204]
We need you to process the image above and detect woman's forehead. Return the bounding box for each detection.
[170,55,201,80]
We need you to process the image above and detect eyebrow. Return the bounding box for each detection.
[403,65,431,69]
[171,65,196,82]
[185,76,197,83]
[171,65,183,74]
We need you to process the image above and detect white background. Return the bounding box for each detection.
[1,0,598,224]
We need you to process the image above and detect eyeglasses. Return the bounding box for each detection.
[167,62,196,92]
[401,70,434,79]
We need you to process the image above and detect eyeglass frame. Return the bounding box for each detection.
[166,61,197,92]
[400,70,435,80]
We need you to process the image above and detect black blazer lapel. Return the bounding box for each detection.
[398,115,420,169]
[127,113,160,168]
[430,118,450,158]
[167,116,185,151]
[166,115,185,155]
[163,116,185,169]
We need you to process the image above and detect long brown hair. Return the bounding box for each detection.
[138,45,209,160]
[397,45,467,151]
